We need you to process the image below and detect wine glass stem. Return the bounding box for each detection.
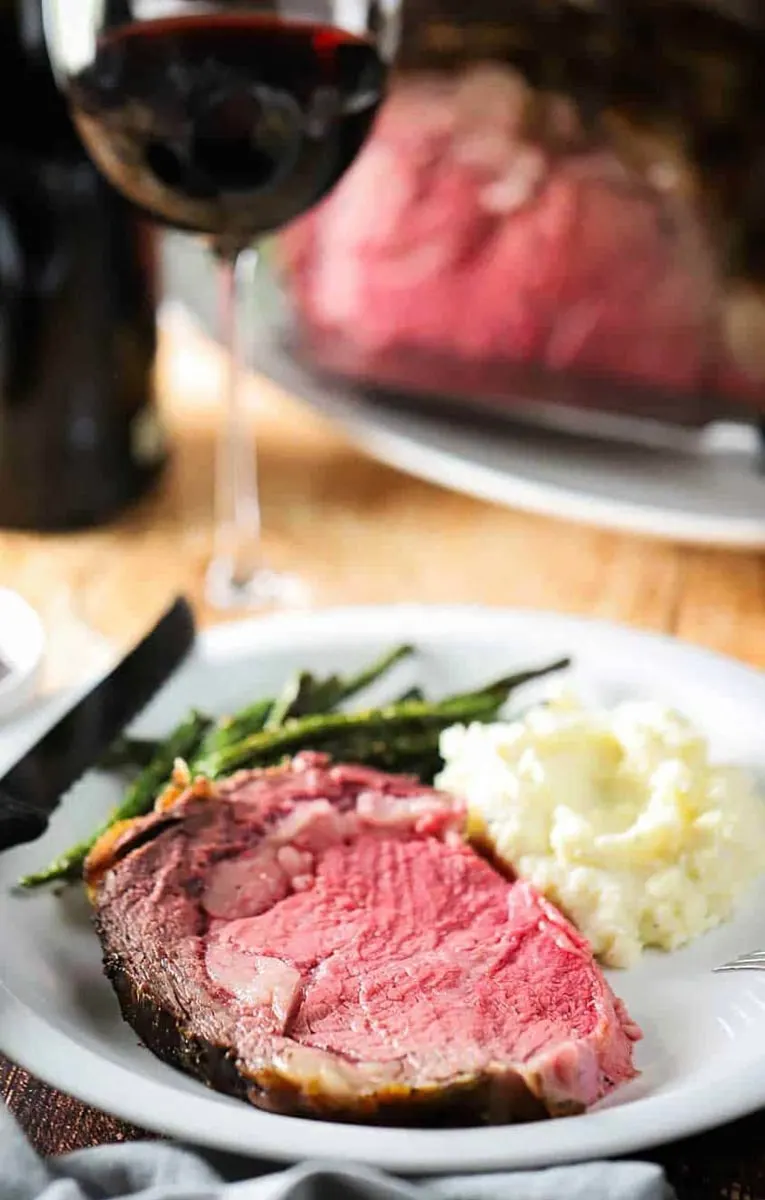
[212,246,263,593]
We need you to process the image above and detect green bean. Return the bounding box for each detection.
[329,644,415,708]
[195,644,415,756]
[200,693,497,778]
[265,671,320,729]
[268,644,416,728]
[432,658,571,716]
[308,730,445,781]
[197,658,568,779]
[98,736,161,772]
[192,697,273,765]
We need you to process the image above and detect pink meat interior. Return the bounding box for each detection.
[203,794,638,1102]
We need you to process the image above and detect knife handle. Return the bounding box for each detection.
[0,788,48,853]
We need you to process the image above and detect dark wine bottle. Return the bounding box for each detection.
[0,0,166,531]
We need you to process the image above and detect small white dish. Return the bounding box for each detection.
[0,589,45,722]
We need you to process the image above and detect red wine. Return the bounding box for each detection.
[67,14,385,255]
[0,0,165,532]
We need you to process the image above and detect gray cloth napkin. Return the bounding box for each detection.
[0,1104,675,1200]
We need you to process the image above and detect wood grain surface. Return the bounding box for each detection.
[2,316,765,1197]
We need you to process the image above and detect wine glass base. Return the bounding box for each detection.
[205,561,309,611]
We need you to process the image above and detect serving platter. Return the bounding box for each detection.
[257,346,765,550]
[2,605,765,1173]
[164,289,765,551]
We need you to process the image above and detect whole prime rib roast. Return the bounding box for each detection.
[281,1,765,419]
[87,752,641,1125]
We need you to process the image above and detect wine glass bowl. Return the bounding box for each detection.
[43,0,394,609]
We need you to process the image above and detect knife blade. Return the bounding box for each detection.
[0,595,196,853]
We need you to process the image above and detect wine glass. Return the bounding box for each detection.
[42,0,397,609]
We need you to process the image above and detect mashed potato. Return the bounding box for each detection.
[436,694,765,968]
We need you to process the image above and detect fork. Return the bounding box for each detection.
[714,950,765,973]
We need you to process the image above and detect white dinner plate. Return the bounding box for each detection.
[2,605,765,1172]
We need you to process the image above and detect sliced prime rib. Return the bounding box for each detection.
[89,752,641,1125]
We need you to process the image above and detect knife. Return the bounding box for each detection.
[0,595,196,853]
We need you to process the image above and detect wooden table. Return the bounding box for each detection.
[2,318,765,1197]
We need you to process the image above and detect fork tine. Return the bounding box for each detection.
[715,963,765,973]
[714,951,765,973]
